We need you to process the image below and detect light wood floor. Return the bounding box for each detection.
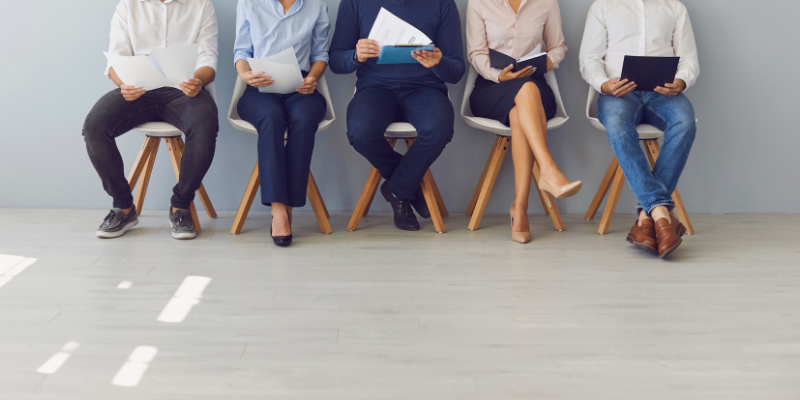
[1,209,799,399]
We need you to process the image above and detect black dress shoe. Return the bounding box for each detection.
[380,180,420,231]
[410,187,431,219]
[270,216,292,247]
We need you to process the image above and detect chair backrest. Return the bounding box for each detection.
[227,75,336,133]
[460,66,569,126]
[586,86,601,123]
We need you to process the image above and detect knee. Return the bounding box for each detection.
[82,111,110,142]
[671,111,697,140]
[415,120,454,149]
[515,82,540,102]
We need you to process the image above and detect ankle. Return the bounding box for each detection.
[121,207,133,215]
[651,206,671,223]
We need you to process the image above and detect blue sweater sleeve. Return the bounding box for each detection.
[329,0,361,74]
[431,0,465,84]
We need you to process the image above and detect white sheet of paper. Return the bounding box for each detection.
[518,44,544,62]
[247,48,304,94]
[104,52,174,91]
[150,44,198,85]
[368,8,432,46]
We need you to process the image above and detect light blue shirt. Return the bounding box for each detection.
[234,0,330,72]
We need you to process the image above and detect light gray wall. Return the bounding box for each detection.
[1,0,798,215]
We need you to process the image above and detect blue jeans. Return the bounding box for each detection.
[598,91,696,216]
[346,82,454,200]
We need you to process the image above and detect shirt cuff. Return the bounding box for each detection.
[311,54,330,65]
[674,70,694,91]
[195,59,217,74]
[590,73,607,94]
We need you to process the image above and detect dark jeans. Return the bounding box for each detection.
[346,82,454,200]
[237,85,326,208]
[83,87,218,210]
[598,91,696,216]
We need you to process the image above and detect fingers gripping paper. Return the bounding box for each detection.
[368,8,431,46]
[247,47,305,94]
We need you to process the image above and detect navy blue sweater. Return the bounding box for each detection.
[329,0,465,89]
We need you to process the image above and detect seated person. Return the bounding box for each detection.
[329,0,465,231]
[466,0,581,244]
[579,0,699,258]
[83,0,219,240]
[233,0,330,247]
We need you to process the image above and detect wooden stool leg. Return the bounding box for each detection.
[231,161,261,235]
[165,137,201,232]
[420,170,446,233]
[175,137,217,218]
[598,167,625,234]
[348,168,382,231]
[644,140,695,234]
[133,138,160,215]
[585,158,620,220]
[403,138,448,218]
[532,161,565,231]
[467,137,509,230]
[127,137,158,192]
[466,137,502,216]
[307,171,332,234]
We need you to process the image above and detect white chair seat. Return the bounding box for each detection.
[384,123,417,138]
[134,122,182,137]
[463,115,569,137]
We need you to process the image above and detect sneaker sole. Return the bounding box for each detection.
[170,219,197,240]
[97,219,138,239]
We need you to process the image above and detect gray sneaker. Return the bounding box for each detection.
[169,207,196,240]
[97,207,139,239]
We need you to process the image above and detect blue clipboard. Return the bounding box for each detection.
[377,45,435,65]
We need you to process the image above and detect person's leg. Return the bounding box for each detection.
[237,87,293,232]
[346,86,403,179]
[283,91,327,208]
[83,88,161,210]
[643,92,697,201]
[393,86,454,200]
[512,82,570,187]
[598,92,673,222]
[509,107,533,233]
[159,88,219,210]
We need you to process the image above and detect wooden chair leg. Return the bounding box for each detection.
[307,171,332,234]
[598,167,625,234]
[165,137,201,232]
[467,137,509,230]
[133,138,160,215]
[175,137,217,218]
[466,137,502,216]
[420,170,446,233]
[532,161,565,231]
[644,140,695,234]
[127,137,158,191]
[348,167,382,231]
[231,161,260,235]
[403,138,449,219]
[585,158,620,220]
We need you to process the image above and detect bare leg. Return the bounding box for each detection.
[271,203,291,236]
[509,107,531,233]
[639,206,671,226]
[513,82,571,187]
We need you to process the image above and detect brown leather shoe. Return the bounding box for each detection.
[655,218,683,258]
[673,218,687,237]
[626,219,658,255]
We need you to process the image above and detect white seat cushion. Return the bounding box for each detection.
[134,122,182,137]
[384,123,417,138]
[463,116,570,137]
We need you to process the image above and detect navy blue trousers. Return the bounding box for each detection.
[237,86,326,208]
[346,83,454,200]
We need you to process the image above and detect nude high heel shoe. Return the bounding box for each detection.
[510,204,532,244]
[538,178,582,199]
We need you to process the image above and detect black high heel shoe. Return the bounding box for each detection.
[270,211,292,247]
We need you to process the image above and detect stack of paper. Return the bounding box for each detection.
[104,44,198,91]
[247,47,305,94]
[368,8,432,46]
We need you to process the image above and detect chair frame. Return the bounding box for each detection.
[461,67,570,231]
[127,84,219,233]
[583,87,695,235]
[227,76,335,235]
[347,134,449,233]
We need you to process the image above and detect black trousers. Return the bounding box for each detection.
[83,87,218,209]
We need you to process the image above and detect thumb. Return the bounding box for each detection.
[502,64,514,74]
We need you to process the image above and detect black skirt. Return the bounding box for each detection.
[469,74,557,126]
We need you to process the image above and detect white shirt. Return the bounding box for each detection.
[578,0,699,93]
[106,0,219,77]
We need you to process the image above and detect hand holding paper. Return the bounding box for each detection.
[368,8,436,65]
[104,44,199,91]
[246,48,305,94]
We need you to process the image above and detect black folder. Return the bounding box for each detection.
[620,56,680,92]
[489,49,547,77]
